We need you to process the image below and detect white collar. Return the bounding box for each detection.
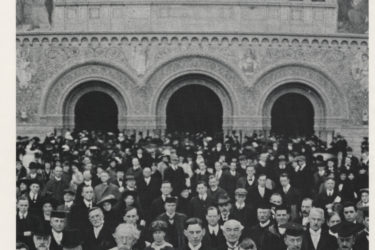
[55,176,62,181]
[283,184,291,192]
[94,224,104,236]
[309,228,322,235]
[208,224,219,234]
[151,242,173,250]
[83,199,92,207]
[260,220,270,228]
[65,201,73,207]
[235,202,245,209]
[199,193,207,200]
[19,212,27,218]
[84,180,91,184]
[188,242,202,250]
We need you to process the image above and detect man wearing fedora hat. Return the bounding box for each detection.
[61,229,83,250]
[217,194,235,226]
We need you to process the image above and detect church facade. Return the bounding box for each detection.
[16,0,368,153]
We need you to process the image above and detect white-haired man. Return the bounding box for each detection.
[219,219,244,250]
[109,223,141,250]
[301,207,337,250]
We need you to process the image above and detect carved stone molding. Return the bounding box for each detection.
[40,62,136,118]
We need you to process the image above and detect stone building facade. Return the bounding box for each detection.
[16,0,368,154]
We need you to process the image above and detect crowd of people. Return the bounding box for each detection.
[16,130,369,250]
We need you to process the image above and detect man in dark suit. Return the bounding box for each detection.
[353,208,368,250]
[314,177,341,211]
[49,210,67,250]
[43,166,70,205]
[151,181,173,220]
[246,203,284,250]
[217,195,235,226]
[236,164,257,192]
[188,181,215,221]
[157,197,187,249]
[280,222,305,250]
[164,155,186,196]
[207,175,227,204]
[203,206,226,249]
[56,188,75,212]
[247,174,273,209]
[279,173,300,221]
[16,196,40,249]
[83,207,116,250]
[292,156,314,199]
[222,160,241,199]
[76,170,100,203]
[183,217,214,250]
[27,179,44,217]
[213,161,227,190]
[301,207,337,250]
[68,185,95,233]
[191,161,211,193]
[137,166,161,223]
[232,188,257,230]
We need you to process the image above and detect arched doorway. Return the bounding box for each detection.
[166,84,223,135]
[74,91,118,132]
[271,93,314,137]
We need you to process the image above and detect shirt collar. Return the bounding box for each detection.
[199,193,207,200]
[260,220,270,228]
[309,228,322,235]
[19,212,27,218]
[208,224,219,234]
[188,243,202,250]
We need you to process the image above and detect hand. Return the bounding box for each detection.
[24,231,32,236]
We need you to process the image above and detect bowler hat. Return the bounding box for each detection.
[63,188,76,196]
[51,210,67,219]
[165,197,177,204]
[280,222,304,236]
[61,229,83,248]
[217,195,231,206]
[33,225,50,237]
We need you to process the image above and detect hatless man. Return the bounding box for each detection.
[236,164,257,192]
[218,219,244,250]
[157,197,187,248]
[314,177,341,211]
[189,181,215,221]
[342,202,359,224]
[247,174,273,208]
[109,223,141,250]
[68,185,95,232]
[183,217,213,250]
[16,196,40,249]
[297,198,313,228]
[278,173,299,220]
[43,166,70,205]
[83,207,116,250]
[301,207,337,250]
[247,203,283,250]
[28,180,43,217]
[164,155,186,196]
[273,205,291,239]
[151,181,173,220]
[203,206,226,248]
[207,175,227,204]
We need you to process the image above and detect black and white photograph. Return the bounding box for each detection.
[13,0,370,249]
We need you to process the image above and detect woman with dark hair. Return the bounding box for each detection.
[96,194,119,231]
[145,220,174,250]
[337,171,356,202]
[114,190,145,223]
[16,179,29,199]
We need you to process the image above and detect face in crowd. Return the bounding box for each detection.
[89,208,105,228]
[301,199,312,218]
[17,199,29,214]
[112,224,140,250]
[161,182,172,196]
[343,205,357,223]
[123,207,139,225]
[82,186,94,201]
[309,208,324,231]
[284,234,303,250]
[51,217,65,233]
[222,220,243,244]
[184,222,205,247]
[206,207,220,227]
[33,235,51,250]
[257,208,271,224]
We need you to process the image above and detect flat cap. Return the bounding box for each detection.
[235,188,248,196]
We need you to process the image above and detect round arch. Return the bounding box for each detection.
[63,81,127,130]
[262,82,325,133]
[39,62,136,130]
[154,74,234,130]
[254,64,349,133]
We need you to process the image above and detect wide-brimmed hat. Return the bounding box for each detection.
[97,194,117,206]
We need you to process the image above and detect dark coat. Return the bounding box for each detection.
[232,203,257,230]
[207,186,227,204]
[301,229,338,250]
[246,186,273,208]
[353,230,369,250]
[43,178,70,205]
[157,212,187,249]
[68,199,92,233]
[202,225,226,249]
[49,230,64,250]
[27,192,44,217]
[246,223,284,250]
[150,196,167,221]
[314,190,340,210]
[16,213,40,250]
[221,170,241,199]
[82,222,116,250]
[137,176,162,222]
[164,167,186,196]
[188,195,215,221]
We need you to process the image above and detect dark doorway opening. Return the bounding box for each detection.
[166,85,223,135]
[271,93,314,137]
[75,91,118,132]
